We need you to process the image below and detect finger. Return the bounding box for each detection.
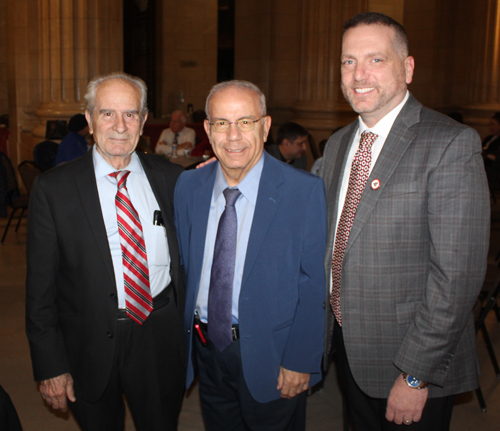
[66,378,76,403]
[54,394,68,412]
[277,370,284,390]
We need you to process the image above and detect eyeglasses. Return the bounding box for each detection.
[208,117,265,133]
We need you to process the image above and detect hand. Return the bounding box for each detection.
[196,157,217,168]
[386,374,428,425]
[277,366,310,399]
[39,373,76,412]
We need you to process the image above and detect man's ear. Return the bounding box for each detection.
[140,111,149,135]
[263,115,272,141]
[85,110,93,134]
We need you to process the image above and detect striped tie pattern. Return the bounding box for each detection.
[331,131,377,326]
[110,170,153,324]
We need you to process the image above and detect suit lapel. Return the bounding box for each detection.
[241,153,282,289]
[344,96,421,256]
[324,122,357,269]
[74,152,116,282]
[191,164,217,288]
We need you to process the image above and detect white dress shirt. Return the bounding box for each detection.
[155,127,196,156]
[196,154,264,323]
[335,91,410,229]
[93,147,171,308]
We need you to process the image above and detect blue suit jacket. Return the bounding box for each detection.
[174,151,327,402]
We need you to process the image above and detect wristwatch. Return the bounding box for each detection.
[402,373,429,389]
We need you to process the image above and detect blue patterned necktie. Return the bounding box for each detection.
[208,187,241,352]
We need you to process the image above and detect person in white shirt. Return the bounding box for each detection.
[155,110,195,156]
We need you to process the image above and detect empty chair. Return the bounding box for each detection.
[18,161,42,194]
[474,262,500,412]
[0,152,29,244]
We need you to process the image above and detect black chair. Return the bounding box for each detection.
[0,152,29,244]
[474,263,500,412]
[18,161,42,194]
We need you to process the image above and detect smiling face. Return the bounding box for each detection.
[85,79,147,170]
[204,87,271,186]
[341,24,414,127]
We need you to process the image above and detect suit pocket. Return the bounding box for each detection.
[379,181,419,198]
[395,300,421,325]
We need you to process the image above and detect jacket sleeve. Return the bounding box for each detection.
[393,127,490,385]
[280,176,327,375]
[25,177,70,382]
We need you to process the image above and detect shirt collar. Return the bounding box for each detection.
[357,90,410,138]
[92,146,144,179]
[213,153,264,206]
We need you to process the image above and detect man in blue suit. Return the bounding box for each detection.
[174,80,326,430]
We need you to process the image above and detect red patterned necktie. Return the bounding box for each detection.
[331,131,377,326]
[110,170,153,324]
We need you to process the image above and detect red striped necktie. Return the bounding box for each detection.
[109,170,153,324]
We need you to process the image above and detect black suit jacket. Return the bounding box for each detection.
[25,150,184,402]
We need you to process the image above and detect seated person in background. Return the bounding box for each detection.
[266,122,309,170]
[155,110,195,156]
[55,114,90,165]
[482,112,500,185]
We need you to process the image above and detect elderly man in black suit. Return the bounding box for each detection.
[26,72,185,430]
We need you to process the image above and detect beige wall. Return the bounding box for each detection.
[156,0,217,120]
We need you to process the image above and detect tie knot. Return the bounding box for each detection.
[109,170,131,189]
[360,131,378,149]
[223,188,241,206]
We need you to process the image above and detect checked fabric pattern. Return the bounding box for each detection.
[331,131,377,326]
[110,170,153,324]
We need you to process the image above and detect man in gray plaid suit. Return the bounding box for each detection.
[321,12,490,430]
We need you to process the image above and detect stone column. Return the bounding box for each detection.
[459,0,500,135]
[31,0,123,138]
[293,0,367,140]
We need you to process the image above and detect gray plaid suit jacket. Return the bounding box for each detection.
[321,94,490,398]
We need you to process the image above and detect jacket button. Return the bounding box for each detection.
[107,332,113,338]
[110,293,117,300]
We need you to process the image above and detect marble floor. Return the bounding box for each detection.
[1,214,500,430]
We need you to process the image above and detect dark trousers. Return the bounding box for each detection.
[194,329,307,431]
[334,322,454,431]
[69,288,185,431]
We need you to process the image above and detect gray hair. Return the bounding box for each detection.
[85,72,148,120]
[205,80,267,120]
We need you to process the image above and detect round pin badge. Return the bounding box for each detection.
[371,179,381,190]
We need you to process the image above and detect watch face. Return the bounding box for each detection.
[407,375,421,387]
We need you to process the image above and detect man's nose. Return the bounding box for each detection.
[113,115,128,133]
[226,122,242,140]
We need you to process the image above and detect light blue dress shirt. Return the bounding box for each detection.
[196,154,264,323]
[93,147,171,308]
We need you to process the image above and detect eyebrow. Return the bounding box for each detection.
[212,115,258,121]
[341,51,388,59]
[99,109,140,114]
